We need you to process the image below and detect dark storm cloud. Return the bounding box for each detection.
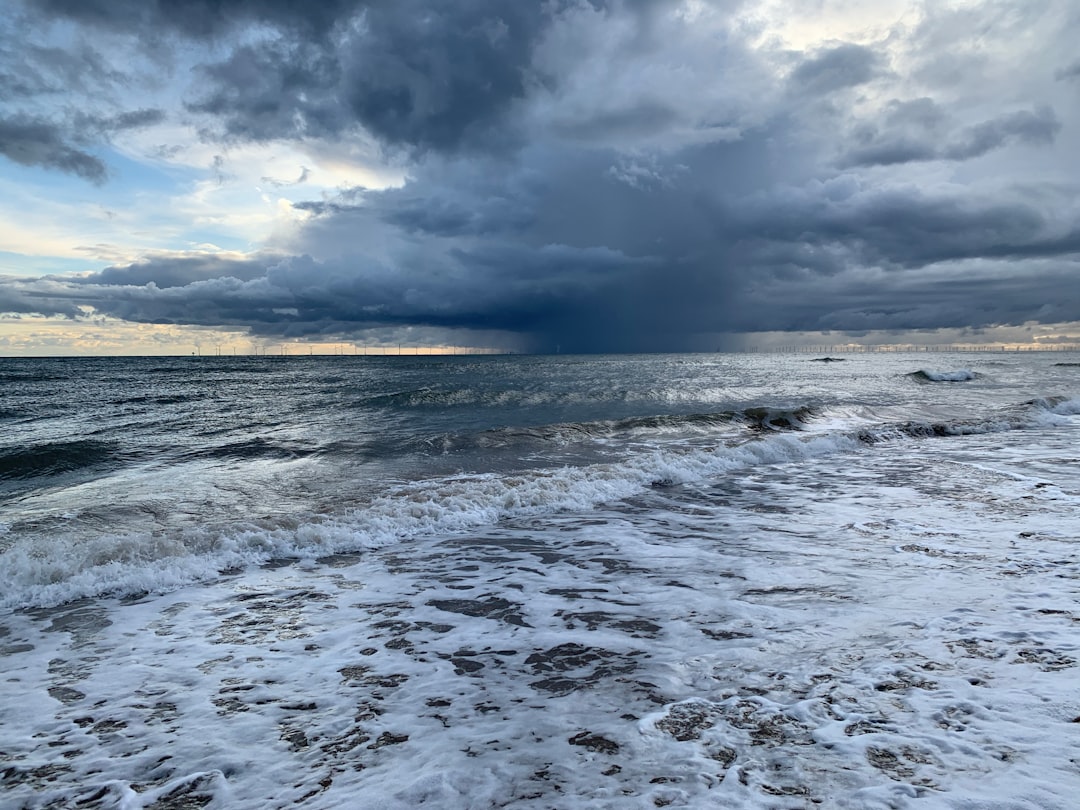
[0,109,165,182]
[734,260,1080,334]
[10,157,1079,350]
[77,253,279,289]
[185,39,344,142]
[2,243,657,344]
[0,279,83,318]
[4,0,1079,350]
[27,0,626,154]
[24,0,361,37]
[334,3,546,152]
[0,116,107,183]
[732,181,1080,271]
[186,2,556,153]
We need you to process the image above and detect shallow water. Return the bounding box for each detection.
[2,352,1080,807]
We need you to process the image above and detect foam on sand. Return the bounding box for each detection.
[3,420,1080,808]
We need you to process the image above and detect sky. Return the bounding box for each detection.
[1,0,1078,355]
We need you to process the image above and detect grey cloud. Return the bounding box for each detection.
[94,108,166,132]
[0,278,85,318]
[0,40,126,99]
[24,0,362,38]
[5,0,1079,350]
[736,182,1080,270]
[187,1,552,153]
[736,260,1080,335]
[943,107,1060,160]
[881,98,947,130]
[0,108,165,181]
[0,116,107,182]
[78,253,280,289]
[842,139,936,168]
[1057,60,1080,81]
[1,7,168,181]
[187,40,344,142]
[789,44,883,96]
[843,106,1060,167]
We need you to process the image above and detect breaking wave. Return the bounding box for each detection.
[358,385,751,410]
[909,369,977,382]
[0,440,121,482]
[429,406,819,452]
[3,396,1076,610]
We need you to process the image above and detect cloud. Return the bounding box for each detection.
[77,252,279,289]
[3,0,1079,351]
[1057,60,1080,81]
[0,116,108,183]
[842,105,1061,167]
[185,2,558,154]
[0,39,126,99]
[261,166,310,188]
[23,0,362,38]
[7,162,1079,351]
[0,276,85,318]
[0,8,168,182]
[788,43,884,96]
[0,108,166,182]
[942,106,1060,160]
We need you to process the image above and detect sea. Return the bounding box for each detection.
[2,352,1079,809]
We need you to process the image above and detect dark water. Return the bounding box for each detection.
[1,352,1078,608]
[3,352,1080,809]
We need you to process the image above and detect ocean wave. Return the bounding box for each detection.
[430,406,819,452]
[909,369,977,382]
[358,386,630,409]
[1048,397,1080,416]
[0,430,864,609]
[0,440,121,481]
[0,371,69,384]
[358,386,749,410]
[184,438,316,462]
[108,393,198,406]
[855,397,1077,442]
[3,396,1076,610]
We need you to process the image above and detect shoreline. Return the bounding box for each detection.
[4,431,1080,809]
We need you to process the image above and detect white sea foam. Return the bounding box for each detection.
[1049,396,1080,415]
[915,368,977,381]
[5,399,1080,611]
[0,431,864,610]
[4,420,1080,809]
